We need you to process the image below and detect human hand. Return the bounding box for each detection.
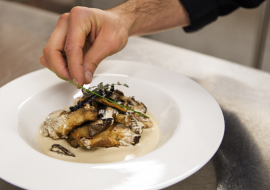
[40,7,130,86]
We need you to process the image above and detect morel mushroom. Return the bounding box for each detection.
[50,144,75,157]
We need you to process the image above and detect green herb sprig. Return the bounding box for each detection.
[48,69,149,119]
[83,81,128,97]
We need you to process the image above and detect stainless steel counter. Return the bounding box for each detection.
[1,1,270,189]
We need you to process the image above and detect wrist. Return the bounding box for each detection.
[107,5,136,37]
[108,0,190,36]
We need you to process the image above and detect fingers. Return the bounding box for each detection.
[83,31,120,83]
[40,54,69,81]
[41,7,126,87]
[64,7,90,87]
[42,13,71,80]
[40,54,51,70]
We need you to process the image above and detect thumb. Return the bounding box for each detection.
[83,33,121,84]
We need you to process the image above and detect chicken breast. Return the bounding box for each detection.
[67,123,140,149]
[43,104,97,139]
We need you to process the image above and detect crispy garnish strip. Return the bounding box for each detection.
[95,97,127,112]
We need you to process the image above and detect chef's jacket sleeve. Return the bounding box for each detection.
[180,0,265,32]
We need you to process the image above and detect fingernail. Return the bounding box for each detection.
[85,71,93,83]
[73,78,80,89]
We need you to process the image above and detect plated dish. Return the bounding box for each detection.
[0,60,224,190]
[39,82,160,163]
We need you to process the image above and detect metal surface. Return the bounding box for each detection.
[1,1,270,189]
[253,0,270,69]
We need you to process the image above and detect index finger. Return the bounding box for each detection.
[64,7,91,87]
[43,13,71,80]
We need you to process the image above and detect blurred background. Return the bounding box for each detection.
[5,0,270,73]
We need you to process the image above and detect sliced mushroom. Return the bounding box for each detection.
[50,144,75,157]
[132,113,154,128]
[110,92,147,114]
[130,114,145,135]
[99,106,132,127]
[111,89,124,101]
[130,101,147,114]
[88,118,114,137]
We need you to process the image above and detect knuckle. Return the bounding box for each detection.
[39,56,47,66]
[43,45,51,56]
[64,42,76,54]
[39,56,44,64]
[85,58,99,69]
[70,6,85,15]
[106,40,119,53]
[39,55,44,61]
[58,13,69,22]
[55,13,69,28]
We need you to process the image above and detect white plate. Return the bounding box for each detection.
[0,60,224,190]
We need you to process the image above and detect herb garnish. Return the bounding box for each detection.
[83,81,129,97]
[48,69,149,118]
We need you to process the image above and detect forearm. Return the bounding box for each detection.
[109,0,190,36]
[40,0,190,86]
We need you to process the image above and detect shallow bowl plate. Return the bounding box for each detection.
[0,60,224,190]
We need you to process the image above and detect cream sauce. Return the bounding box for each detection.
[37,112,160,163]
